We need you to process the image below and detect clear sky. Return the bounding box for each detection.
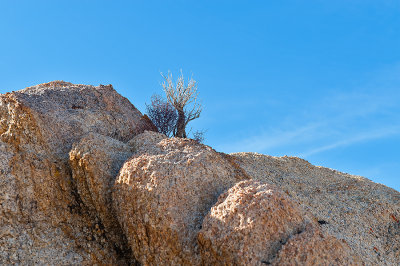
[1,1,399,191]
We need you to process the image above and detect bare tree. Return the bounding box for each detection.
[146,94,177,137]
[161,70,202,138]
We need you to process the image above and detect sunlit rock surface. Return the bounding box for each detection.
[231,153,400,265]
[113,132,247,265]
[198,180,361,265]
[0,81,398,265]
[0,81,151,264]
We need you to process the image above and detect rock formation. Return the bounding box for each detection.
[69,133,136,262]
[0,81,153,264]
[231,153,400,265]
[199,180,360,265]
[198,179,310,265]
[0,81,399,265]
[113,132,248,265]
[271,224,360,265]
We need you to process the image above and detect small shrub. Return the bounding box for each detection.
[146,94,177,137]
[192,130,205,144]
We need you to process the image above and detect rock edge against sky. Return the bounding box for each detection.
[0,81,399,265]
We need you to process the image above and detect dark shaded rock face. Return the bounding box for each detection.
[0,81,399,265]
[69,133,136,264]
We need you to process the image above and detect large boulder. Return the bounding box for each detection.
[113,132,248,265]
[1,80,399,265]
[69,133,136,263]
[0,81,152,264]
[1,81,152,156]
[271,224,360,265]
[231,153,400,265]
[198,180,360,265]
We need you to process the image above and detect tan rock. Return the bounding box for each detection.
[113,134,248,265]
[272,224,361,265]
[0,81,154,156]
[1,80,398,265]
[69,132,136,262]
[199,180,358,265]
[0,81,149,264]
[127,129,167,153]
[198,179,304,265]
[231,153,400,265]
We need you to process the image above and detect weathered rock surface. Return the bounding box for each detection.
[113,132,248,265]
[0,81,152,264]
[69,133,136,262]
[1,81,399,265]
[199,179,306,265]
[198,180,360,265]
[272,224,360,265]
[231,153,400,265]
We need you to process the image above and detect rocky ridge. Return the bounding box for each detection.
[0,81,152,264]
[0,81,399,265]
[231,153,400,265]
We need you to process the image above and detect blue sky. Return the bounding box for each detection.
[1,0,399,191]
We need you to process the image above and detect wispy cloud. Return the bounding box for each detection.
[218,122,322,153]
[299,126,400,157]
[217,65,400,157]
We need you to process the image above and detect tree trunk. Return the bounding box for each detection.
[175,109,187,138]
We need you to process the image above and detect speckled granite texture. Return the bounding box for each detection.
[1,81,399,265]
[231,152,400,265]
[0,81,151,264]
